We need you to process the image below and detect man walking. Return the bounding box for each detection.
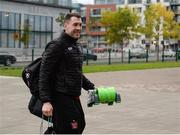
[39,13,95,134]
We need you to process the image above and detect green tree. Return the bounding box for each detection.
[140,3,179,60]
[101,7,140,62]
[56,12,65,26]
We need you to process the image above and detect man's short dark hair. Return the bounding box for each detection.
[64,12,81,22]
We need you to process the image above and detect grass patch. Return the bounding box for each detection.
[83,61,180,73]
[0,67,23,77]
[0,61,180,77]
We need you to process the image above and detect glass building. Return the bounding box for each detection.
[0,0,72,50]
[0,11,53,48]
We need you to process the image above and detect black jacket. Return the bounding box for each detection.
[39,32,94,103]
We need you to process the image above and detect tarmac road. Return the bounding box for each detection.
[0,68,180,134]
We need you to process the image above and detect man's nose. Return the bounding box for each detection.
[76,25,82,30]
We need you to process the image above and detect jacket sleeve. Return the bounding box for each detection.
[82,74,95,91]
[39,42,63,103]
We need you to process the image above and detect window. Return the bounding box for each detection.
[8,32,15,48]
[24,14,34,30]
[107,0,114,4]
[0,11,21,48]
[81,10,86,17]
[24,14,53,48]
[128,0,142,4]
[82,17,86,24]
[40,33,46,48]
[34,33,40,48]
[1,31,8,48]
[2,12,9,29]
[46,17,52,32]
[0,13,53,49]
[15,14,21,29]
[115,0,125,4]
[40,16,46,31]
[91,9,101,16]
[46,34,52,44]
[27,0,39,2]
[29,32,35,48]
[91,26,101,32]
[82,26,86,33]
[29,15,34,30]
[9,13,15,29]
[35,15,40,31]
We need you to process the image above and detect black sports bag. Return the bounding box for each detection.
[22,57,42,97]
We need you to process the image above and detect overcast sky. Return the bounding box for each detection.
[72,0,94,4]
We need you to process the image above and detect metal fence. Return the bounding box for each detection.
[83,49,180,65]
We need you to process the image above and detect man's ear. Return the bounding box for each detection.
[64,21,68,29]
[64,23,67,29]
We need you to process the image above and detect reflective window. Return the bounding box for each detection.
[1,31,8,48]
[91,9,101,16]
[40,33,46,48]
[128,0,142,4]
[46,17,52,32]
[29,15,34,30]
[2,12,9,29]
[18,0,72,7]
[24,14,53,48]
[8,32,15,48]
[46,34,52,43]
[15,14,21,29]
[14,31,21,48]
[0,11,21,48]
[58,0,72,7]
[0,12,53,49]
[27,0,39,2]
[43,0,54,4]
[35,15,40,31]
[29,32,35,48]
[34,33,40,48]
[41,16,46,31]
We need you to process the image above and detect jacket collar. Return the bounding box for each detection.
[60,31,78,45]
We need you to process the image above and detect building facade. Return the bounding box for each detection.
[74,0,179,51]
[0,0,72,58]
[170,0,180,24]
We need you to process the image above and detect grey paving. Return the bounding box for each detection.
[0,68,180,134]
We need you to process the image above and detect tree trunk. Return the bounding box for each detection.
[156,45,159,61]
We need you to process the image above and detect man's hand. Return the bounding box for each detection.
[42,102,53,117]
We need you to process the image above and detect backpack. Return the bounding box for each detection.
[22,42,52,97]
[22,57,42,97]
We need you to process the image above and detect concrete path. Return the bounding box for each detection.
[0,68,180,134]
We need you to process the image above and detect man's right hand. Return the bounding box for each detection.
[42,102,53,117]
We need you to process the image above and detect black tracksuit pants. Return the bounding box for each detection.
[52,92,86,134]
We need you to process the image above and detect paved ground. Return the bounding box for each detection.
[0,68,180,134]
